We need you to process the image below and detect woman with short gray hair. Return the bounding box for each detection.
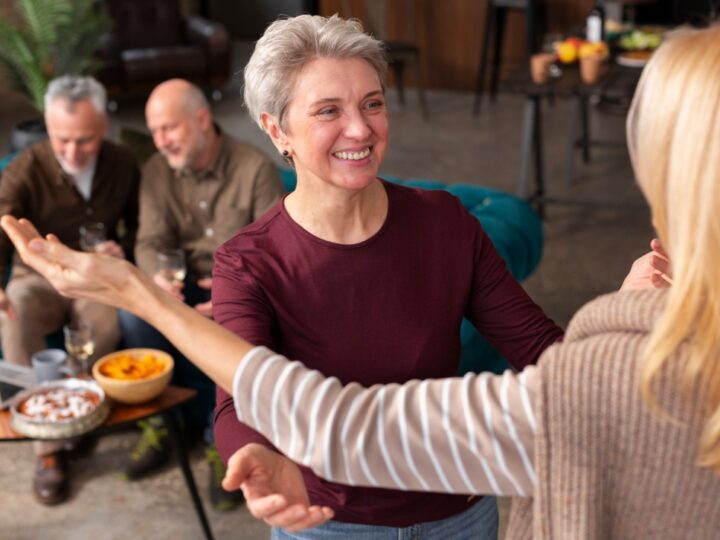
[212,13,562,540]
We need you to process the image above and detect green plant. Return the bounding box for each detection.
[0,0,110,113]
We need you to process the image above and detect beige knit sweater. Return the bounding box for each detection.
[507,289,720,539]
[232,289,720,538]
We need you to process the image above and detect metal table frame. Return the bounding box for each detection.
[502,62,643,217]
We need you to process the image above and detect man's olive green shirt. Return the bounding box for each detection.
[135,133,284,280]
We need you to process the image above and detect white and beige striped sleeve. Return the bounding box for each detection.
[232,346,538,497]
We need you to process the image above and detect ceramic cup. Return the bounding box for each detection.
[31,349,72,383]
[530,53,556,84]
[580,54,608,84]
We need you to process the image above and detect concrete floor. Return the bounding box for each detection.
[0,60,652,539]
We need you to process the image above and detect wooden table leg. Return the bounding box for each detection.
[163,410,215,540]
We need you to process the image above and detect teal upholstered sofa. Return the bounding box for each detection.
[277,168,543,376]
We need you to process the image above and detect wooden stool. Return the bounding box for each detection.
[473,0,543,116]
[341,0,429,118]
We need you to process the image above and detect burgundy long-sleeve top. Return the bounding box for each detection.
[212,180,563,527]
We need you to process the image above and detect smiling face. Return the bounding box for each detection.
[46,98,107,176]
[145,88,212,172]
[264,56,388,193]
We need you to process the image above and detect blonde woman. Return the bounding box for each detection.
[3,23,713,540]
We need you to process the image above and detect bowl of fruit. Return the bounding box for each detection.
[552,37,609,84]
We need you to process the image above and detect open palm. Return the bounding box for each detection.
[224,443,334,532]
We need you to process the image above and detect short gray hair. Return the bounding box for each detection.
[44,76,107,116]
[243,14,387,129]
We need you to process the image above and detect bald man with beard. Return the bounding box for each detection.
[118,79,284,510]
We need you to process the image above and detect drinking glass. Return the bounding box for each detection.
[79,222,106,252]
[157,248,187,288]
[541,32,563,55]
[63,320,95,377]
[541,32,564,79]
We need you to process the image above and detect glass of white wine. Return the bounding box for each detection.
[79,222,106,252]
[63,320,95,378]
[157,248,187,288]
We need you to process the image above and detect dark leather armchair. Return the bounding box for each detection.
[96,0,230,97]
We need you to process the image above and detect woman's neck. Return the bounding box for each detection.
[284,177,388,245]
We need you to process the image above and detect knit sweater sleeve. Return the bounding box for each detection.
[232,346,539,497]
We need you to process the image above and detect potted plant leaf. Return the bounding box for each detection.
[0,0,110,152]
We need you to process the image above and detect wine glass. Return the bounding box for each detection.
[79,222,106,252]
[541,32,564,79]
[63,320,95,378]
[157,248,187,288]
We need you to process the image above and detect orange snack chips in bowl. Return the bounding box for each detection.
[99,352,166,380]
[92,348,173,404]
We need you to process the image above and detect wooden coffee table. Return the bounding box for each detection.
[0,385,215,540]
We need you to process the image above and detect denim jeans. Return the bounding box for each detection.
[118,279,216,440]
[271,496,498,540]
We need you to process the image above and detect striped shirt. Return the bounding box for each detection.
[232,346,538,497]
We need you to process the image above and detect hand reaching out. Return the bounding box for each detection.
[223,444,334,532]
[0,216,149,313]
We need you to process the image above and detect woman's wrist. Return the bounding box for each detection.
[122,267,172,325]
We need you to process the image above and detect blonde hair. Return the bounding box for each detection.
[243,14,387,130]
[627,25,720,472]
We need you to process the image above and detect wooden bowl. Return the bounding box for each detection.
[92,349,173,405]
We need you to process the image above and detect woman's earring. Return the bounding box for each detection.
[282,150,289,157]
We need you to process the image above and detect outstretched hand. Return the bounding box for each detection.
[223,444,334,532]
[0,216,149,312]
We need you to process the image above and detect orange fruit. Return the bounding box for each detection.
[557,41,578,63]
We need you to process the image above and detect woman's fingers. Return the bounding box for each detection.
[1,216,34,249]
[649,239,672,284]
[1,216,52,273]
[2,216,97,298]
[244,493,291,518]
[283,506,334,532]
[247,499,332,532]
[650,238,668,260]
[242,492,309,528]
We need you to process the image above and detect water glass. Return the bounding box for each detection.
[157,249,187,287]
[63,320,95,377]
[79,222,106,252]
